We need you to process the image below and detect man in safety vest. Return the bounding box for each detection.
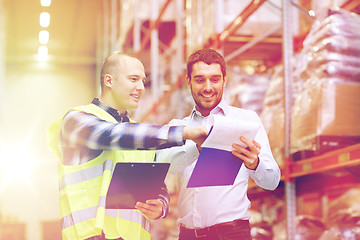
[48,52,208,240]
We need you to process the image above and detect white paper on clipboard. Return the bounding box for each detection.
[202,115,260,151]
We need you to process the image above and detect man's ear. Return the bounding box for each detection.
[186,75,191,88]
[104,74,113,88]
[223,77,227,87]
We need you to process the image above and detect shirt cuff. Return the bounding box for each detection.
[250,156,266,181]
[168,125,185,146]
[157,198,168,219]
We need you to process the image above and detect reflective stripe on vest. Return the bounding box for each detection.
[60,158,150,233]
[59,159,113,191]
[62,205,150,232]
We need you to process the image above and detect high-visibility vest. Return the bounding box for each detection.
[48,104,155,240]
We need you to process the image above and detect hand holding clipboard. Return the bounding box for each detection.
[106,162,170,209]
[187,115,260,188]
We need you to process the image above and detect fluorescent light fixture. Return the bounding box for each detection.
[38,45,49,61]
[41,0,51,7]
[40,12,50,27]
[39,30,49,44]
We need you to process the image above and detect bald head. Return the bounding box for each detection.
[100,53,143,91]
[98,52,146,112]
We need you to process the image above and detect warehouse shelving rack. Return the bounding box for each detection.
[244,1,360,239]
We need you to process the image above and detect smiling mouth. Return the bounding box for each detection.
[200,94,215,99]
[131,94,140,100]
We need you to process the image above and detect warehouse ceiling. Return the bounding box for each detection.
[3,0,285,69]
[4,0,98,65]
[3,0,360,69]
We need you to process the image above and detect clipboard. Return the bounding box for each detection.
[187,115,260,188]
[106,162,170,209]
[186,147,242,188]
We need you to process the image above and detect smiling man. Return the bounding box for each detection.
[187,60,225,117]
[100,53,145,112]
[156,48,280,240]
[48,52,208,240]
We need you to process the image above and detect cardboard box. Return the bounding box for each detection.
[290,79,360,156]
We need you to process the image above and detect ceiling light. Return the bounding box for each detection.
[40,12,50,27]
[39,30,49,44]
[38,46,49,61]
[41,0,51,7]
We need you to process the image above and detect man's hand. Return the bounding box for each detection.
[183,126,208,147]
[135,199,163,220]
[232,136,261,170]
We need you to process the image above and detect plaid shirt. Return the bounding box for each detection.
[60,98,184,218]
[60,98,185,165]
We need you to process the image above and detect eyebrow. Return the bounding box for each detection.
[193,74,222,78]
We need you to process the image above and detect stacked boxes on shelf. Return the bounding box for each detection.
[290,8,360,160]
[260,65,286,169]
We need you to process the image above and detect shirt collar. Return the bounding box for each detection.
[190,99,229,119]
[91,98,129,122]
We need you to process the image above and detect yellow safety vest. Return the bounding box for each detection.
[48,104,155,240]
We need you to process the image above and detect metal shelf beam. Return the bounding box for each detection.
[216,0,267,46]
[288,144,360,178]
[134,0,172,57]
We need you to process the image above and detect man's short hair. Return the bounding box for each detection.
[186,48,226,79]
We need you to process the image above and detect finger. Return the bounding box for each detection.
[135,201,153,211]
[252,140,261,150]
[240,137,260,155]
[232,150,253,167]
[136,201,162,220]
[146,199,162,206]
[135,201,143,208]
[232,143,251,156]
[232,149,246,160]
[240,136,251,145]
[232,149,259,170]
[136,200,163,213]
[232,142,259,163]
[231,143,244,152]
[136,207,155,218]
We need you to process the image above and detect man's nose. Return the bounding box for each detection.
[203,79,212,91]
[136,80,145,91]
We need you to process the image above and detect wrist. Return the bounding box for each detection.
[182,127,190,140]
[245,156,260,170]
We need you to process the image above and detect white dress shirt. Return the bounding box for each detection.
[156,99,280,229]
